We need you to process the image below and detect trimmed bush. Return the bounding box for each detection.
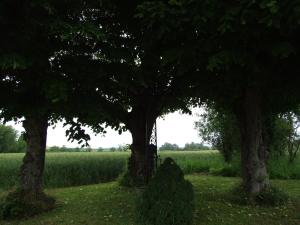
[137,157,194,225]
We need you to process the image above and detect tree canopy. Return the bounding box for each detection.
[2,0,300,213]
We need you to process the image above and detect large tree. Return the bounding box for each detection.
[0,0,98,217]
[136,0,300,197]
[55,1,197,185]
[203,0,300,197]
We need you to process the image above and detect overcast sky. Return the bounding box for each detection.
[8,108,204,148]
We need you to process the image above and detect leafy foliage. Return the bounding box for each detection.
[159,142,211,151]
[267,111,300,162]
[0,0,102,145]
[195,105,240,162]
[159,142,180,151]
[47,146,92,153]
[282,111,300,163]
[0,125,26,153]
[183,142,211,151]
[137,157,194,225]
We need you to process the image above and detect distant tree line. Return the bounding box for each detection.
[47,146,92,153]
[0,124,131,153]
[47,144,130,153]
[159,142,211,151]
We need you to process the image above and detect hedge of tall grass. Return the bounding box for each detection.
[268,155,300,179]
[0,152,128,190]
[0,151,299,190]
[161,150,227,174]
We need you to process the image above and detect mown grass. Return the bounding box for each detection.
[1,151,300,191]
[0,175,299,225]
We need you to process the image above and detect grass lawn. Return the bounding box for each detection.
[0,175,299,225]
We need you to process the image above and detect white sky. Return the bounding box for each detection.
[8,108,204,148]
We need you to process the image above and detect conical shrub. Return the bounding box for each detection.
[137,157,194,225]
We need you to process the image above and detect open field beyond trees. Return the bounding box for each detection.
[1,151,300,191]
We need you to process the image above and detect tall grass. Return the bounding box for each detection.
[0,151,299,190]
[268,155,300,179]
[0,152,128,190]
[160,150,226,174]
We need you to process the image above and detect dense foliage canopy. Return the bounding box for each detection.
[1,0,300,219]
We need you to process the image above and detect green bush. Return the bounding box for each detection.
[137,157,194,225]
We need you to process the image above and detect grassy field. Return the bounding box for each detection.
[0,151,225,190]
[0,175,299,225]
[0,151,300,191]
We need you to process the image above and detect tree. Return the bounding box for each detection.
[183,142,211,151]
[159,142,180,151]
[0,0,97,217]
[200,1,300,197]
[0,125,26,153]
[136,0,300,198]
[56,1,197,185]
[0,0,57,215]
[195,105,240,162]
[16,133,27,153]
[280,111,300,163]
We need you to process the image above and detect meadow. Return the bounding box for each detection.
[0,151,299,191]
[0,175,299,225]
[1,151,300,225]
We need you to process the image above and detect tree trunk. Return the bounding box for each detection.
[127,108,157,185]
[1,115,56,219]
[20,115,48,195]
[236,88,270,197]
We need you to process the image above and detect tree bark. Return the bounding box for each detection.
[236,88,270,197]
[127,108,157,184]
[20,115,48,195]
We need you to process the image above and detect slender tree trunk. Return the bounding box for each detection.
[20,114,48,195]
[127,108,157,184]
[236,88,270,197]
